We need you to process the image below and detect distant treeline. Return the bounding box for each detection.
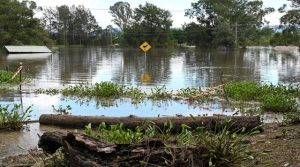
[0,0,299,48]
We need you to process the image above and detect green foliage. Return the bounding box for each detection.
[184,0,274,48]
[224,81,260,101]
[35,88,60,95]
[120,2,175,47]
[195,120,259,167]
[124,87,145,102]
[85,122,144,144]
[0,0,53,46]
[61,82,125,98]
[0,104,32,130]
[260,94,298,113]
[224,81,299,113]
[84,120,256,166]
[93,82,124,98]
[109,1,132,31]
[52,105,71,115]
[148,85,173,100]
[0,70,18,84]
[177,87,202,98]
[41,5,101,45]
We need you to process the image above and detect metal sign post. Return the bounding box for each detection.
[139,41,152,83]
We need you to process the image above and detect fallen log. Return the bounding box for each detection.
[38,132,208,167]
[39,114,262,132]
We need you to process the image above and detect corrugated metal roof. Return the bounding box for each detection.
[4,45,52,53]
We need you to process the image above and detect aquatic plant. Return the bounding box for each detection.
[224,81,299,113]
[52,105,72,115]
[124,87,146,102]
[85,122,144,144]
[177,87,202,98]
[93,82,125,98]
[0,104,32,130]
[224,81,260,101]
[35,88,60,95]
[148,85,173,100]
[260,94,298,113]
[0,70,19,84]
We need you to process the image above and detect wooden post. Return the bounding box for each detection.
[19,62,23,91]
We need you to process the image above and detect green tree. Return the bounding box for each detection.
[277,0,300,46]
[185,0,274,48]
[41,5,101,45]
[0,0,53,46]
[122,2,174,47]
[109,1,132,31]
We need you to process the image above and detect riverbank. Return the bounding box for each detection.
[1,123,299,166]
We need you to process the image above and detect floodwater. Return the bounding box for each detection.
[0,46,299,158]
[1,47,299,119]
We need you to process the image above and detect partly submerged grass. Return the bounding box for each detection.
[36,81,300,113]
[0,104,31,130]
[0,70,19,84]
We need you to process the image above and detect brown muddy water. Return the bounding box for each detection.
[0,123,77,163]
[0,46,299,159]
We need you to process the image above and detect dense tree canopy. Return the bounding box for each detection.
[0,0,52,46]
[110,2,174,47]
[41,5,101,45]
[185,0,274,48]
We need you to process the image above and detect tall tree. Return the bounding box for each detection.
[0,0,52,46]
[109,1,132,30]
[277,0,300,45]
[123,2,174,47]
[185,0,274,48]
[41,5,101,45]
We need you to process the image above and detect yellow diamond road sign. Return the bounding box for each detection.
[140,41,152,53]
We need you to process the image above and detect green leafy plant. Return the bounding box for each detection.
[85,122,144,144]
[148,85,173,100]
[195,120,260,167]
[224,81,260,101]
[0,70,19,84]
[52,105,72,115]
[0,104,32,130]
[260,94,298,113]
[93,82,125,98]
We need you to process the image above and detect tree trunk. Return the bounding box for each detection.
[39,114,262,132]
[38,132,208,167]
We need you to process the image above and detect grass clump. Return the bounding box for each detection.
[148,86,173,100]
[93,82,125,98]
[0,70,19,84]
[224,81,260,101]
[260,94,298,113]
[0,104,31,130]
[84,120,258,167]
[61,82,125,98]
[224,81,299,113]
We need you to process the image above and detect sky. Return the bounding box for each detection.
[32,0,289,28]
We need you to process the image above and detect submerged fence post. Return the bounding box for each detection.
[19,62,23,91]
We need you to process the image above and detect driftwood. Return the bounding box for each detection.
[39,114,262,132]
[39,132,208,167]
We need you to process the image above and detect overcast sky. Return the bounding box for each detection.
[33,0,289,28]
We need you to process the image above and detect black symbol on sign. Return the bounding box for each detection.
[143,45,148,48]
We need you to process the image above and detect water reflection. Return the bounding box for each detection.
[0,47,300,118]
